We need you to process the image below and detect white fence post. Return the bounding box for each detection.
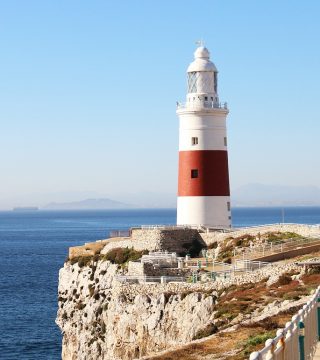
[249,286,320,360]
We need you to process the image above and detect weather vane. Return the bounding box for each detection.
[195,39,205,47]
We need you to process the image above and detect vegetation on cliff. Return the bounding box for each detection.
[213,231,303,263]
[103,247,148,264]
[147,265,320,360]
[67,247,148,268]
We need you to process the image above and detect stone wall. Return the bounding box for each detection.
[127,261,191,277]
[127,261,145,275]
[101,228,205,256]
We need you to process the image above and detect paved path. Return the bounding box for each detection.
[313,342,320,359]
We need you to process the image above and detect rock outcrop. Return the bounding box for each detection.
[56,259,217,360]
[56,252,305,360]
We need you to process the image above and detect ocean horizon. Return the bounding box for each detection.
[0,207,319,359]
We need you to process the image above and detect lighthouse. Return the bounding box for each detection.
[176,45,231,228]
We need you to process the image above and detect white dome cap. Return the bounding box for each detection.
[194,46,210,59]
[187,46,217,73]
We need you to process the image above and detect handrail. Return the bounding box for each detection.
[234,236,320,260]
[249,286,320,360]
[115,275,185,283]
[176,100,228,110]
[233,223,320,231]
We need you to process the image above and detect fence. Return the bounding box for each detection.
[115,275,185,284]
[235,236,320,261]
[140,252,180,268]
[233,223,320,232]
[109,230,131,238]
[249,286,320,360]
[140,224,232,232]
[190,270,233,283]
[185,259,270,273]
[140,225,192,230]
[235,259,271,272]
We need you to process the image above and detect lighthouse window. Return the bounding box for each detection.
[227,202,231,211]
[191,169,198,178]
[188,72,198,93]
[214,72,218,93]
[224,137,227,146]
[191,137,198,145]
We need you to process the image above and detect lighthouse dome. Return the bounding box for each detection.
[195,46,210,59]
[187,46,217,73]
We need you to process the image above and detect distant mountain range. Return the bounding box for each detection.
[43,198,134,210]
[3,184,320,211]
[232,184,320,206]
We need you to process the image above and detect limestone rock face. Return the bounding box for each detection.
[56,254,302,360]
[56,260,216,360]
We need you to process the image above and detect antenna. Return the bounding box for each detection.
[195,39,205,47]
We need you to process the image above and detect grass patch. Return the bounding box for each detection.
[240,331,275,356]
[69,255,93,267]
[266,231,302,243]
[301,273,320,287]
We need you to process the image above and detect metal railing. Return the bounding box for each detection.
[249,286,320,360]
[234,236,320,261]
[139,224,231,231]
[140,225,192,230]
[108,223,320,239]
[115,275,185,284]
[185,259,270,272]
[234,259,271,272]
[176,100,228,110]
[188,260,272,284]
[109,230,131,238]
[235,223,320,231]
[141,251,179,266]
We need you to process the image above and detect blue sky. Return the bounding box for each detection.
[0,1,319,208]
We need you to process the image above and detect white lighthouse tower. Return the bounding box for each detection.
[176,45,231,228]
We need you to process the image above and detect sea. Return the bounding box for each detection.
[0,207,319,360]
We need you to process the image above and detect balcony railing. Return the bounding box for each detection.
[176,100,228,110]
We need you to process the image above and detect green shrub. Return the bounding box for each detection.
[88,284,95,297]
[307,266,320,275]
[242,331,275,355]
[76,301,86,310]
[69,255,91,266]
[233,234,255,247]
[103,247,147,264]
[276,274,292,286]
[193,323,218,340]
[207,242,218,250]
[267,231,302,243]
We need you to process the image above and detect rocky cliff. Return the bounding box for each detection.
[56,250,312,360]
[56,259,217,360]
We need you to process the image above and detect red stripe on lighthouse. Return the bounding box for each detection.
[178,150,230,196]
